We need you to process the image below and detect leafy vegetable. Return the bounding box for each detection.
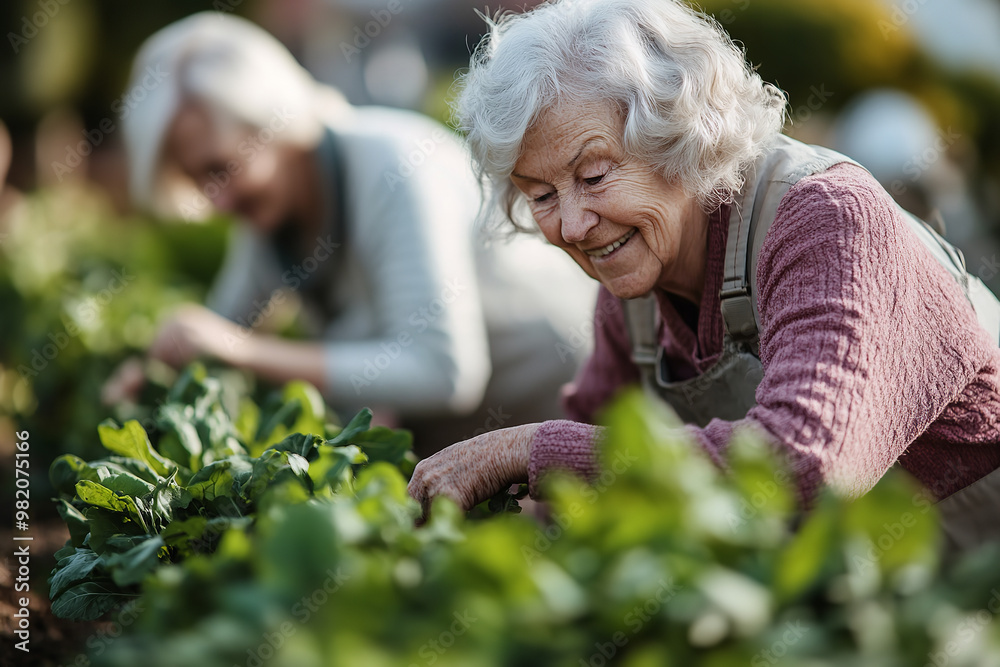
[48,365,417,621]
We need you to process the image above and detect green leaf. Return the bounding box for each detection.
[149,471,189,527]
[283,380,327,436]
[309,445,367,492]
[349,426,412,464]
[98,420,173,477]
[101,472,156,499]
[234,397,260,446]
[84,507,148,554]
[50,548,103,600]
[326,408,373,447]
[50,580,137,621]
[157,403,204,466]
[255,399,302,445]
[773,495,839,600]
[106,535,166,586]
[270,433,324,460]
[186,459,251,503]
[166,362,209,404]
[50,455,99,496]
[56,499,90,548]
[76,481,150,533]
[90,456,163,485]
[76,480,131,513]
[241,450,312,501]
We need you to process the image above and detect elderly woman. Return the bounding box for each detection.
[107,13,596,451]
[408,0,1000,549]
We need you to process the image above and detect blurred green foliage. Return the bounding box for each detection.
[49,374,1000,666]
[0,187,229,474]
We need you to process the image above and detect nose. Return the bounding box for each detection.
[560,192,599,244]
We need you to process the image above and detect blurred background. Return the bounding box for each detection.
[2,0,1000,477]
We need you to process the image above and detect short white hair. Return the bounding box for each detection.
[454,0,787,230]
[122,12,349,215]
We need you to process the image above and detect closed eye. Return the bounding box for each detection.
[534,192,555,203]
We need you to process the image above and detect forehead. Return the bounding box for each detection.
[165,102,218,168]
[518,98,624,170]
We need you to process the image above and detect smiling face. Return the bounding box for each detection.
[511,99,709,302]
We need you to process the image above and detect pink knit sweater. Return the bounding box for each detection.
[527,163,1000,501]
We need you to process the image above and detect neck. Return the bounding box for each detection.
[289,146,325,246]
[656,204,710,305]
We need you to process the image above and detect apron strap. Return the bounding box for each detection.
[624,294,659,369]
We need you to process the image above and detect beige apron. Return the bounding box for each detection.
[624,134,1000,552]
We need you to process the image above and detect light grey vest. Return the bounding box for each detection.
[625,134,1000,428]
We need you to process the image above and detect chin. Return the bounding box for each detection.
[599,275,655,301]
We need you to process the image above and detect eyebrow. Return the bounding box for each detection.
[511,137,604,182]
[568,137,602,168]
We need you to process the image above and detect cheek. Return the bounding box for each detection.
[534,208,565,246]
[242,150,281,193]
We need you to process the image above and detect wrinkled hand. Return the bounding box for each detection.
[101,356,146,406]
[407,424,540,515]
[149,304,240,368]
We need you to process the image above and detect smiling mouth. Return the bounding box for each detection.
[585,228,637,258]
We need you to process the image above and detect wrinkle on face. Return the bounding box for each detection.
[511,98,709,302]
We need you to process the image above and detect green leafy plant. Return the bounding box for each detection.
[49,372,1000,666]
[48,364,415,621]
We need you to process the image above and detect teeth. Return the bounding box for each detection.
[586,228,636,257]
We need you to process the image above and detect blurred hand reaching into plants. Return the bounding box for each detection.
[149,304,240,368]
[100,356,147,406]
[407,423,539,515]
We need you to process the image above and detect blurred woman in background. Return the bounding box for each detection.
[104,12,596,452]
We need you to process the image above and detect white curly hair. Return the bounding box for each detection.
[454,0,788,230]
[122,12,349,216]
